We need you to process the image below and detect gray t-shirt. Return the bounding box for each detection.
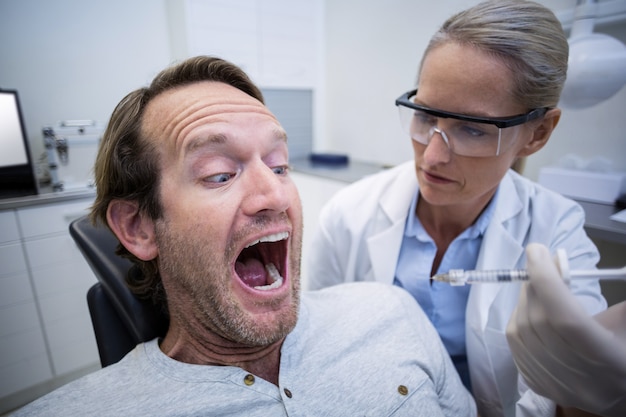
[13,282,475,416]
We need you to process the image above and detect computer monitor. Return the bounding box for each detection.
[0,89,38,198]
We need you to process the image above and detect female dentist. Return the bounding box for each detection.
[307,1,607,416]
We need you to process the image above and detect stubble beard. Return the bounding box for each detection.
[154,218,301,347]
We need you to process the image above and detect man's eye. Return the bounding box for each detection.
[204,172,235,183]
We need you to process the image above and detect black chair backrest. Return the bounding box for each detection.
[70,215,167,366]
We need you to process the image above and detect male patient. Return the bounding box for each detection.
[13,56,474,416]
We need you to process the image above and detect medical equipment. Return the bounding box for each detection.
[433,249,626,285]
[43,120,104,191]
[560,0,626,109]
[433,267,626,285]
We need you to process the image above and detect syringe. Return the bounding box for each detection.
[432,266,626,286]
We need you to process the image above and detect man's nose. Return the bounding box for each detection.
[242,162,291,215]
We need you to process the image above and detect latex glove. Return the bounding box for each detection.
[506,243,626,417]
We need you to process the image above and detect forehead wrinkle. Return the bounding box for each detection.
[142,93,207,153]
[177,103,281,152]
[145,84,267,147]
[166,100,222,153]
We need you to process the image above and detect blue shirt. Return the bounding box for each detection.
[394,190,497,391]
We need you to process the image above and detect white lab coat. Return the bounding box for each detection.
[307,161,607,417]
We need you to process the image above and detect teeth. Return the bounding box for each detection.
[245,232,288,248]
[254,263,284,291]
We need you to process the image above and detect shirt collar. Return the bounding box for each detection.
[405,187,500,241]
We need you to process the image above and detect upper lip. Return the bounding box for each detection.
[234,227,291,281]
[244,231,289,248]
[422,168,452,182]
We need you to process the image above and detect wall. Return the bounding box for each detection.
[2,0,624,183]
[1,0,624,284]
[0,0,172,166]
[323,0,626,181]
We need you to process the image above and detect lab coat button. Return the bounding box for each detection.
[284,388,293,398]
[398,385,409,396]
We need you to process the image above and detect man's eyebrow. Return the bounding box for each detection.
[185,126,288,155]
[273,126,288,142]
[185,133,228,154]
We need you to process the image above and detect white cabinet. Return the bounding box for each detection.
[0,210,52,399]
[17,200,99,376]
[290,172,346,289]
[0,197,99,408]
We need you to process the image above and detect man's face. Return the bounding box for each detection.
[142,81,302,347]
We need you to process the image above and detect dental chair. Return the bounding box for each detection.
[69,215,168,367]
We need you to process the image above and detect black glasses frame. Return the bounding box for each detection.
[395,89,549,129]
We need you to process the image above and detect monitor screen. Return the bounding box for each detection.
[0,89,38,198]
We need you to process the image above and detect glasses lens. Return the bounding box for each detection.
[398,104,519,157]
[398,105,433,146]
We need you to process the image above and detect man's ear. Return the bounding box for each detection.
[518,108,561,157]
[107,200,158,261]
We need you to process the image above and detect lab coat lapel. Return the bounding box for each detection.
[467,173,527,413]
[471,221,524,326]
[470,174,526,328]
[367,163,417,285]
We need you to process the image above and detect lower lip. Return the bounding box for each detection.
[233,271,292,312]
[422,170,453,185]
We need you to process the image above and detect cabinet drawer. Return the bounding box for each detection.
[0,300,51,398]
[0,325,49,369]
[0,352,52,399]
[0,210,20,244]
[0,301,43,339]
[28,243,96,297]
[52,336,99,376]
[0,242,28,278]
[0,271,33,308]
[47,314,99,375]
[17,199,93,239]
[0,349,52,398]
[38,286,92,325]
[23,234,84,270]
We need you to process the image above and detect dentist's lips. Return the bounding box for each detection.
[234,232,288,291]
[422,169,453,184]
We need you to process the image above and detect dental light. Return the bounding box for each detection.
[560,0,626,109]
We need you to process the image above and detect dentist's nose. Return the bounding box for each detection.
[422,127,452,165]
[242,162,291,215]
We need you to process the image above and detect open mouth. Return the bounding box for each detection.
[234,232,288,291]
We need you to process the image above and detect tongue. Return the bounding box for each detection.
[235,258,267,287]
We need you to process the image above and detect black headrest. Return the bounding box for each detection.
[69,215,167,343]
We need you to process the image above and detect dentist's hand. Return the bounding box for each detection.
[506,243,626,417]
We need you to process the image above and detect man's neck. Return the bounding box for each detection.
[159,322,284,385]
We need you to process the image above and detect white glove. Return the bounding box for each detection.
[506,243,626,417]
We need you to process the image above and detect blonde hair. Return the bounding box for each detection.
[420,0,568,109]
